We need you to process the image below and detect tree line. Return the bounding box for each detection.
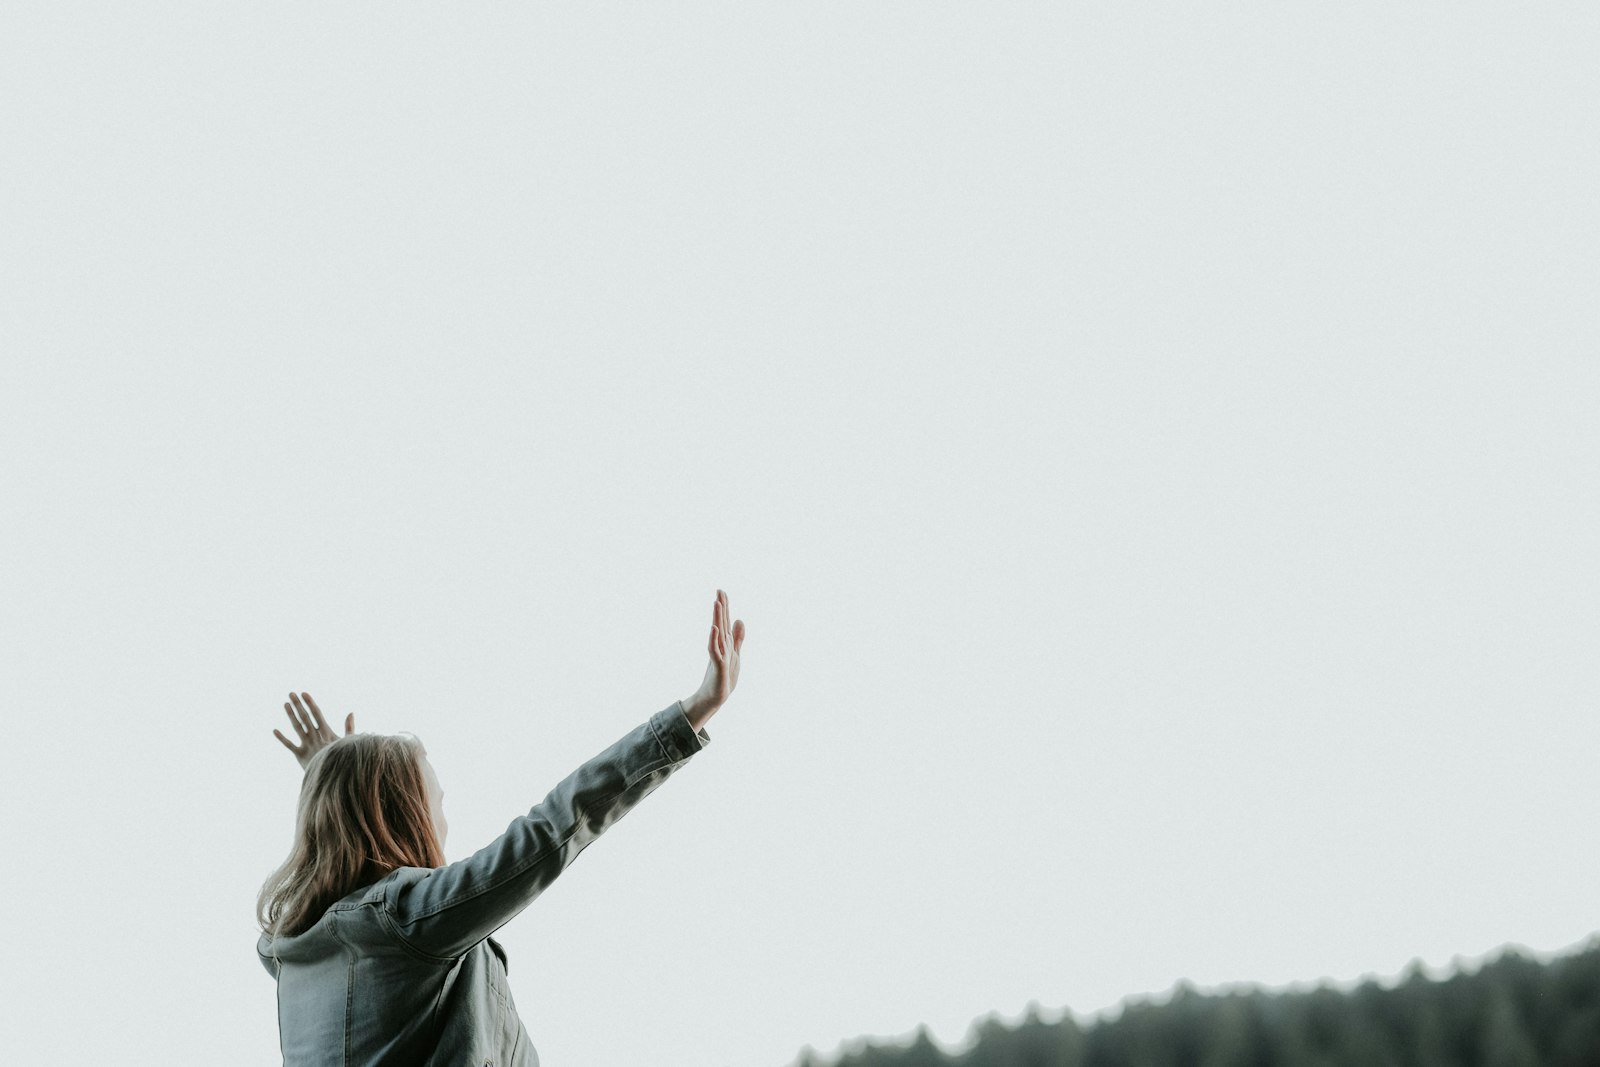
[784,939,1600,1067]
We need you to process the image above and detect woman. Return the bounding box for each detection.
[256,590,746,1066]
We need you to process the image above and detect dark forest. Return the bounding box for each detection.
[787,940,1600,1067]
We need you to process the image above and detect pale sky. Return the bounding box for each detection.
[2,4,1597,1066]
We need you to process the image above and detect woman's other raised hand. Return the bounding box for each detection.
[273,691,354,771]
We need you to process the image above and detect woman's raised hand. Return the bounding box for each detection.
[273,691,354,771]
[689,589,745,714]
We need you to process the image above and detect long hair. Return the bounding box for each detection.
[257,732,446,939]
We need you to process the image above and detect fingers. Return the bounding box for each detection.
[343,712,355,735]
[718,591,743,649]
[289,691,333,739]
[709,590,743,656]
[290,693,314,734]
[302,692,329,734]
[284,699,309,739]
[288,693,308,734]
[273,728,302,756]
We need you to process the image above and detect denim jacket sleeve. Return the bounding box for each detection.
[381,700,709,960]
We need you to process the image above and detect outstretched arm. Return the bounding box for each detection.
[384,588,746,959]
[385,699,708,959]
[273,691,354,771]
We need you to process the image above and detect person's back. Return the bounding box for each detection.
[256,590,744,1066]
[261,871,529,1064]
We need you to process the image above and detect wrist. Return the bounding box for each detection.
[680,692,719,731]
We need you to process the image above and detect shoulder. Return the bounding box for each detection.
[376,866,433,894]
[312,869,423,913]
[255,932,280,978]
[371,865,440,916]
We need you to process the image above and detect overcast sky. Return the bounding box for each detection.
[2,4,1597,1066]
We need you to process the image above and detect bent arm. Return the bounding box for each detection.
[383,700,710,959]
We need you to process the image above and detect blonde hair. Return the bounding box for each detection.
[257,732,445,938]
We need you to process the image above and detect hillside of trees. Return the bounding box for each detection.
[784,939,1600,1067]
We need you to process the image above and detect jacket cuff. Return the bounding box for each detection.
[651,700,711,760]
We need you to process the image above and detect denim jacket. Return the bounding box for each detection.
[257,701,710,1066]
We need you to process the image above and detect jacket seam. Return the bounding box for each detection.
[651,704,698,763]
[345,954,355,1067]
[649,712,677,762]
[379,900,461,964]
[322,910,356,1067]
[274,959,285,1062]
